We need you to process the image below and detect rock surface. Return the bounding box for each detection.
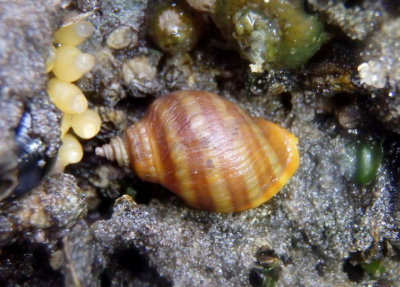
[0,1,399,287]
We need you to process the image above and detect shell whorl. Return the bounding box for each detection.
[96,91,299,212]
[95,136,130,168]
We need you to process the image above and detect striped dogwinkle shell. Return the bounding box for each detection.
[96,91,299,212]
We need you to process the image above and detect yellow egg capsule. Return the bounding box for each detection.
[54,20,94,46]
[61,114,72,137]
[53,45,95,82]
[59,133,83,165]
[47,78,88,114]
[71,109,101,139]
[96,91,299,213]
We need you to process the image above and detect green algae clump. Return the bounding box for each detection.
[213,0,327,71]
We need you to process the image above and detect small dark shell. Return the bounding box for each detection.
[147,0,201,54]
[1,110,56,201]
[14,111,56,197]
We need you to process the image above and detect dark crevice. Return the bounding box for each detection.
[343,254,365,282]
[0,242,64,287]
[104,247,172,287]
[279,92,293,112]
[344,0,364,8]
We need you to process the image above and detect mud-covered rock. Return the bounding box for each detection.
[358,18,400,90]
[0,174,86,245]
[0,0,61,201]
[0,0,59,99]
[1,0,400,286]
[0,174,87,286]
[87,92,400,287]
[356,17,400,134]
[308,0,387,41]
[60,220,100,287]
[0,241,64,287]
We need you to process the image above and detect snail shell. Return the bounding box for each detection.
[96,91,299,212]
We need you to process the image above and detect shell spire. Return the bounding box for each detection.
[95,136,130,168]
[96,91,299,213]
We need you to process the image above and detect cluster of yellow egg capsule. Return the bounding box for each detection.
[46,20,101,167]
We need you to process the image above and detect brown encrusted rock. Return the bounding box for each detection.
[3,173,86,231]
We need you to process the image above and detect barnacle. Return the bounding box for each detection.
[186,0,216,12]
[213,0,327,71]
[106,26,138,50]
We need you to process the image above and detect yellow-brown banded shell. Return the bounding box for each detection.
[96,91,299,212]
